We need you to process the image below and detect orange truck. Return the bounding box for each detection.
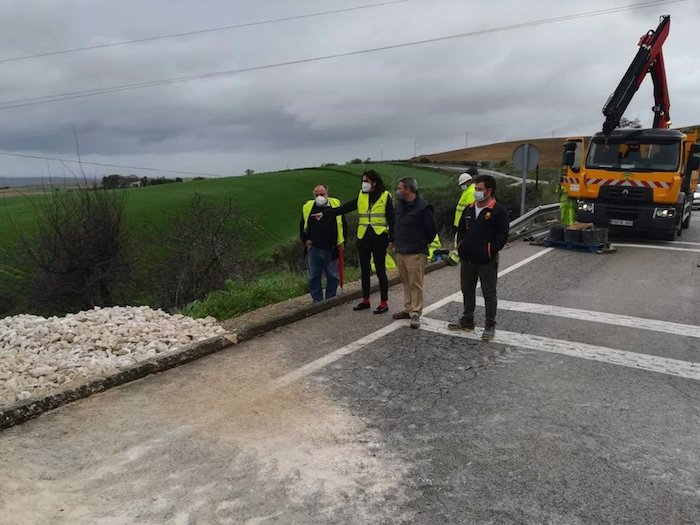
[560,15,699,240]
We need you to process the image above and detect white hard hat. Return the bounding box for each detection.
[458,173,473,185]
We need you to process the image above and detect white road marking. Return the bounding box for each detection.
[419,317,700,381]
[275,248,554,387]
[614,243,700,253]
[473,297,700,339]
[274,321,402,388]
[616,240,700,248]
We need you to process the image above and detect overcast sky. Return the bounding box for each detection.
[1,0,698,178]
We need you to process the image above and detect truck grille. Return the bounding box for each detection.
[606,206,639,221]
[599,186,652,207]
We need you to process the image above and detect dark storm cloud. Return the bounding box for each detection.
[0,0,696,177]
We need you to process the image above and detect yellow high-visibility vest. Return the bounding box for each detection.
[370,252,396,272]
[453,185,476,227]
[357,190,390,239]
[559,188,576,226]
[302,197,344,245]
[427,234,441,260]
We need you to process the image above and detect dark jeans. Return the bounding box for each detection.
[357,230,389,302]
[308,246,339,302]
[460,255,498,327]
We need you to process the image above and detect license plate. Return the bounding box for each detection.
[610,219,633,226]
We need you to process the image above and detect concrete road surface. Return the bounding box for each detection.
[2,233,699,524]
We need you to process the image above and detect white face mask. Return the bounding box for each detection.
[474,190,486,202]
[361,181,372,193]
[315,195,328,207]
[459,184,467,191]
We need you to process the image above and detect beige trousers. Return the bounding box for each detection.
[396,253,426,316]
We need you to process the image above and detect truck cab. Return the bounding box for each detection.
[561,128,699,240]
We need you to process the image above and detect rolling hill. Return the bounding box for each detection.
[0,163,451,252]
[414,137,576,170]
[419,125,700,169]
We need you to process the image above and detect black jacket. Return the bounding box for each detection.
[456,200,509,264]
[393,196,438,254]
[300,203,347,251]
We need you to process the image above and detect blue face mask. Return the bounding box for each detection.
[474,190,486,201]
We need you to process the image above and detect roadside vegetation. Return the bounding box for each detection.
[0,159,558,320]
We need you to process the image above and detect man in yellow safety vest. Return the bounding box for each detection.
[448,166,477,265]
[300,184,346,302]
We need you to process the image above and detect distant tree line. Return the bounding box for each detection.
[101,174,184,189]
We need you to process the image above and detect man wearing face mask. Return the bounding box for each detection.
[312,169,394,314]
[391,177,437,328]
[448,166,477,265]
[448,174,508,341]
[300,184,347,303]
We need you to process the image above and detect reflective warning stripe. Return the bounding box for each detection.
[358,212,387,226]
[586,178,671,189]
[561,177,579,184]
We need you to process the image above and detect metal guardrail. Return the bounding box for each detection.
[508,202,560,241]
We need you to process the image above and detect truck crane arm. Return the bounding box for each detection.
[601,14,671,135]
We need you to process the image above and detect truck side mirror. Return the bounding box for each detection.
[691,144,700,154]
[688,156,700,170]
[562,150,576,167]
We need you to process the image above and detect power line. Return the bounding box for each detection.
[0,151,230,177]
[0,0,683,111]
[0,0,408,64]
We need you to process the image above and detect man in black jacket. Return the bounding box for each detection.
[391,177,438,328]
[448,174,508,341]
[300,184,347,303]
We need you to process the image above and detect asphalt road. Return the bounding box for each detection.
[2,225,699,524]
[412,163,550,186]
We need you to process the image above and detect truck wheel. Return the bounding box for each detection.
[682,208,691,229]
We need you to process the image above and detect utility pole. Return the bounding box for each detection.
[465,131,469,149]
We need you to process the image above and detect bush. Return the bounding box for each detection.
[271,238,306,274]
[420,180,462,238]
[494,171,558,219]
[11,183,132,315]
[141,193,256,310]
[0,251,32,316]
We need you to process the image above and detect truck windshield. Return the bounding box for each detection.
[586,142,679,172]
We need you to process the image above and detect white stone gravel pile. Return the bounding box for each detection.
[0,306,226,407]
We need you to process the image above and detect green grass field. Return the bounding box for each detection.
[0,163,452,252]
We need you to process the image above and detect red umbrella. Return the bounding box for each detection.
[337,245,345,288]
